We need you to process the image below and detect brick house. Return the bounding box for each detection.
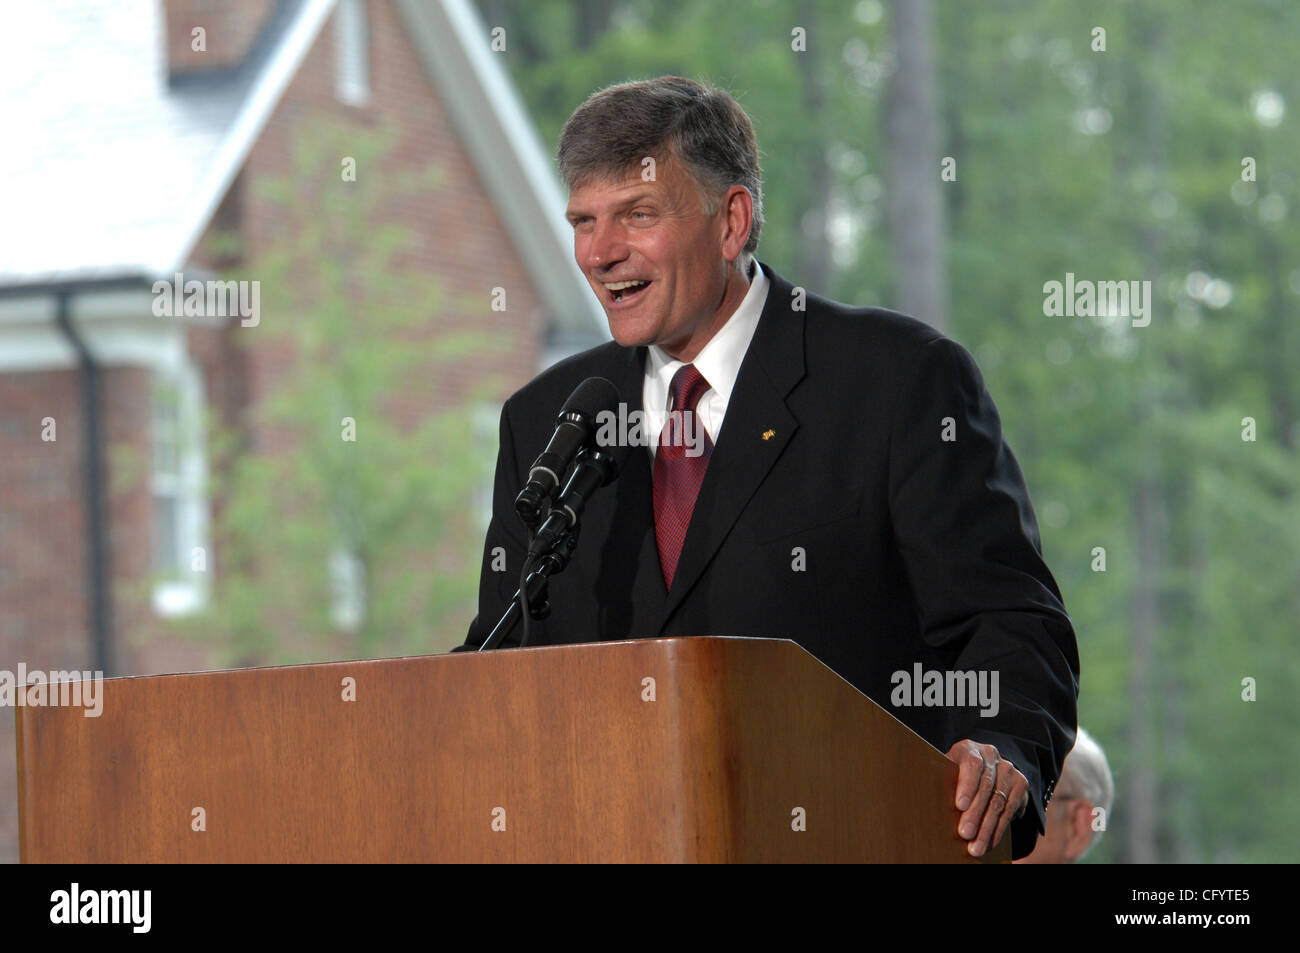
[0,0,604,863]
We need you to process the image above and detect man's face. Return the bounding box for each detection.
[1014,796,1095,864]
[565,158,732,357]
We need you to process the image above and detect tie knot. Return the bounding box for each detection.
[669,363,711,413]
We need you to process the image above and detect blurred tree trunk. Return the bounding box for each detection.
[1128,481,1160,863]
[884,0,947,331]
[574,0,613,50]
[1262,234,1300,631]
[1126,13,1171,865]
[795,0,832,295]
[1263,236,1296,454]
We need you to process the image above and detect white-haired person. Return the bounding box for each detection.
[1016,726,1114,863]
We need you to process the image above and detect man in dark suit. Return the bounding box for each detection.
[456,76,1079,861]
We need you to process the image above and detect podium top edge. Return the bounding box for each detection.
[91,635,804,682]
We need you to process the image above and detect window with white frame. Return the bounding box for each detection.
[150,364,210,616]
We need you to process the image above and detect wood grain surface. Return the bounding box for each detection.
[16,637,1007,863]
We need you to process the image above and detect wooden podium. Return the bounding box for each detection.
[16,637,1006,863]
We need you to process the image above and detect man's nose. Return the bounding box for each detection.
[585,219,628,270]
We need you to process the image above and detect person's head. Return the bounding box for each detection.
[1017,727,1115,864]
[558,76,764,361]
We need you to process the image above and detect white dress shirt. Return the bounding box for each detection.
[643,257,771,460]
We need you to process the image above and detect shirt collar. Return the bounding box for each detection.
[646,257,770,407]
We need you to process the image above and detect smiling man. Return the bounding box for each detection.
[458,76,1079,862]
[566,154,752,362]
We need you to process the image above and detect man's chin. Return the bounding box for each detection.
[605,314,659,349]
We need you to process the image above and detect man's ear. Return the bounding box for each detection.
[1063,798,1097,862]
[719,185,753,262]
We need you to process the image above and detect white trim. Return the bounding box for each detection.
[164,0,339,275]
[0,289,161,326]
[0,320,189,374]
[0,296,56,324]
[0,284,229,373]
[333,0,371,106]
[394,0,607,340]
[0,328,78,373]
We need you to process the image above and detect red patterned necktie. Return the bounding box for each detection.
[653,364,714,590]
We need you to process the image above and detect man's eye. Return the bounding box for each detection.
[631,211,652,221]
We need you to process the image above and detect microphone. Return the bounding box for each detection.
[527,447,619,557]
[514,377,620,527]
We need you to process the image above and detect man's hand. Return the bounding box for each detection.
[946,739,1029,858]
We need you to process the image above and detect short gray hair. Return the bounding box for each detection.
[557,76,764,255]
[1057,726,1115,855]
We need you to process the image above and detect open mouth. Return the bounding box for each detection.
[604,279,652,304]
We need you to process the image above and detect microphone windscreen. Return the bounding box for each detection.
[559,377,622,423]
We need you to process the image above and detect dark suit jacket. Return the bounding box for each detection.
[458,260,1080,859]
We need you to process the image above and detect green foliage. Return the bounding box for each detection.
[178,116,493,665]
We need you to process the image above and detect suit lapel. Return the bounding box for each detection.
[587,343,668,632]
[658,262,806,630]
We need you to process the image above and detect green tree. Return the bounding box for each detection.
[180,117,497,666]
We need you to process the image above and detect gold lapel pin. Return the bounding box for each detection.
[761,429,775,441]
